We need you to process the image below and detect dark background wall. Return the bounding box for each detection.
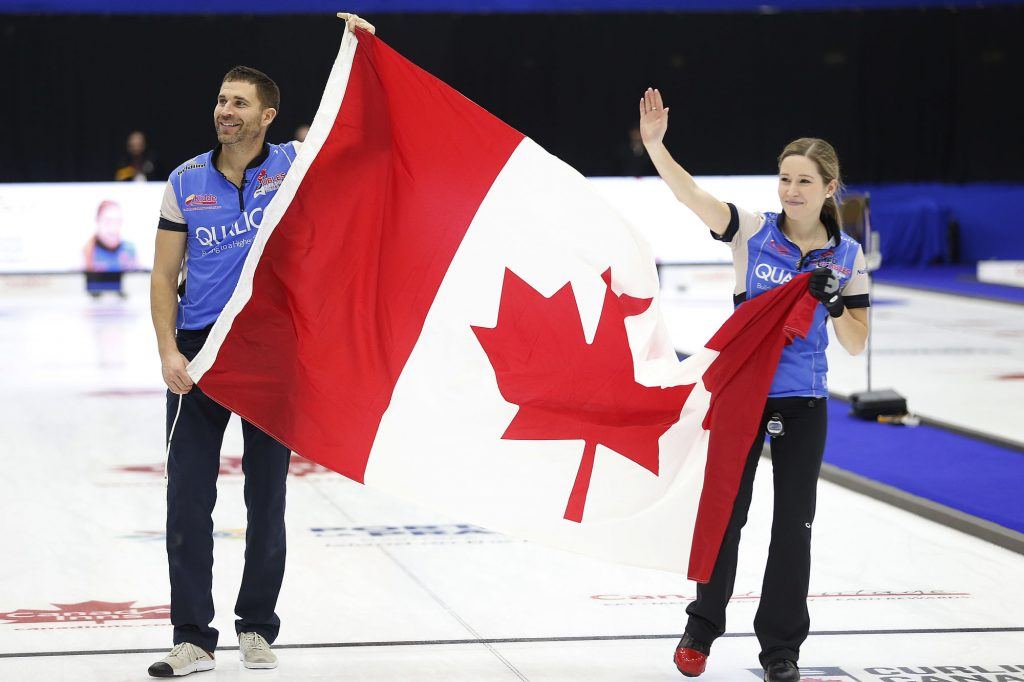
[2,7,1022,184]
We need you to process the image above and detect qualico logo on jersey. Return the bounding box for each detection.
[253,169,286,198]
[184,193,219,209]
[195,208,263,251]
[754,263,793,285]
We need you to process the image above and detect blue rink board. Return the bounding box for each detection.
[823,398,1024,535]
[873,265,1024,305]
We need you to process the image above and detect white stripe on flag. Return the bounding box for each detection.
[363,138,717,573]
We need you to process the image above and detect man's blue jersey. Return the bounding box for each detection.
[157,141,300,330]
[715,204,871,398]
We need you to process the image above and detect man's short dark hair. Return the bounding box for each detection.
[222,66,281,112]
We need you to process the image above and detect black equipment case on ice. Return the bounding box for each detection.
[849,389,908,420]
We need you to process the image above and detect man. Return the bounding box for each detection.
[148,15,374,678]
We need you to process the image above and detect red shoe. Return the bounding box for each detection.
[673,633,710,677]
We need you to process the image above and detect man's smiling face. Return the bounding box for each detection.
[213,80,266,146]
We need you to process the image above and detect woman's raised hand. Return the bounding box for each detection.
[639,87,669,147]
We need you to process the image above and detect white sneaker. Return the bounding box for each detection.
[238,632,278,669]
[147,642,215,677]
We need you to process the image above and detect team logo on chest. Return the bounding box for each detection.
[253,168,287,198]
[183,193,220,210]
[808,248,852,276]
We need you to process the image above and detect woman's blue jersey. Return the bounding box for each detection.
[714,203,870,398]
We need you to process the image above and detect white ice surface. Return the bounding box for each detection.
[0,273,1021,681]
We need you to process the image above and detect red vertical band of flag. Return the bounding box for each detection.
[196,33,524,481]
[687,274,818,582]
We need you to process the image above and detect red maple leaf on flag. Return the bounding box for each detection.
[472,268,693,523]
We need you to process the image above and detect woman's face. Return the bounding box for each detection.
[777,154,836,224]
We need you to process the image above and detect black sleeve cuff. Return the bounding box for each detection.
[844,293,871,309]
[710,203,740,243]
[158,217,187,233]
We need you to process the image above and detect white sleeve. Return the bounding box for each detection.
[159,180,185,225]
[718,204,765,253]
[843,246,871,302]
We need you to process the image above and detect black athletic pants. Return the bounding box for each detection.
[165,328,292,653]
[685,396,828,666]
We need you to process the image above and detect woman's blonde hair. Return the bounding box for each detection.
[778,137,844,233]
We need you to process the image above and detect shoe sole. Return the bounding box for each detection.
[239,653,278,669]
[241,660,278,669]
[148,660,215,677]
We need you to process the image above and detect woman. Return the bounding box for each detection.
[83,199,138,297]
[638,87,870,682]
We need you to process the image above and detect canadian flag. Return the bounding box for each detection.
[188,29,816,581]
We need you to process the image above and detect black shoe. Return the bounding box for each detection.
[764,658,800,682]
